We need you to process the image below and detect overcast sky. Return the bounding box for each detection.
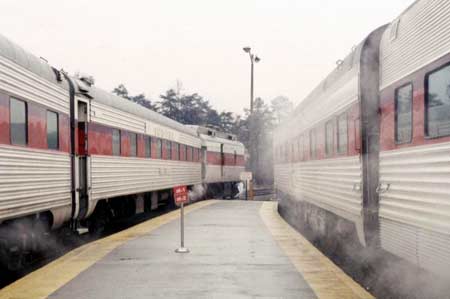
[0,0,413,114]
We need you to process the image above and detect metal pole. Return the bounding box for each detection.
[250,58,254,113]
[180,202,184,247]
[175,202,189,253]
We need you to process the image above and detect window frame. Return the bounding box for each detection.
[325,120,334,157]
[129,132,137,157]
[112,128,121,156]
[46,110,59,150]
[309,129,316,160]
[9,97,28,146]
[145,136,151,158]
[156,138,163,159]
[424,62,450,139]
[337,112,348,154]
[394,82,414,144]
[167,140,172,160]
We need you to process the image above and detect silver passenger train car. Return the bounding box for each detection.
[0,34,245,269]
[274,0,450,279]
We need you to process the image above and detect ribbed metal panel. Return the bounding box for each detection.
[90,102,201,148]
[203,165,244,184]
[274,163,291,194]
[90,155,201,200]
[380,0,450,90]
[290,156,363,223]
[223,166,245,182]
[379,142,450,276]
[274,156,366,244]
[0,144,71,222]
[0,55,69,114]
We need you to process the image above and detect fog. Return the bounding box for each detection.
[0,0,412,113]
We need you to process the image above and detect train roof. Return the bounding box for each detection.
[75,81,199,137]
[379,0,450,90]
[187,125,243,145]
[0,34,69,89]
[292,43,363,117]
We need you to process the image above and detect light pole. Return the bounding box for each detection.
[243,47,260,189]
[243,47,260,113]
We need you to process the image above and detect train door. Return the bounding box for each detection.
[76,100,90,220]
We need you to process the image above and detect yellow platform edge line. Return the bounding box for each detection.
[0,200,219,299]
[260,202,374,299]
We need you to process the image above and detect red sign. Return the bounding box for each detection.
[173,185,189,204]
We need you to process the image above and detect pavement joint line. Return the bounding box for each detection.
[259,201,374,299]
[0,200,220,299]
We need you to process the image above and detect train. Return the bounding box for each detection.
[274,0,450,280]
[0,34,245,270]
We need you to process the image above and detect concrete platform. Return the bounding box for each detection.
[0,200,373,299]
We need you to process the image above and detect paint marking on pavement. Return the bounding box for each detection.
[260,201,374,299]
[0,200,219,299]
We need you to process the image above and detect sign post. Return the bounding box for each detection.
[173,186,189,253]
[240,172,253,201]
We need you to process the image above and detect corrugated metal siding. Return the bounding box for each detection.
[0,144,71,221]
[90,155,201,200]
[223,166,245,182]
[0,55,69,114]
[290,156,363,223]
[380,0,450,89]
[379,142,450,276]
[275,157,366,244]
[204,165,244,183]
[90,102,201,148]
[274,163,291,194]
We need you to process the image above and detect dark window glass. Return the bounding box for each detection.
[426,64,450,138]
[177,143,181,160]
[173,142,179,160]
[186,146,191,161]
[129,133,137,157]
[298,137,303,161]
[325,121,334,156]
[234,150,237,165]
[184,145,188,161]
[156,139,162,159]
[309,130,316,159]
[167,140,172,160]
[395,84,413,143]
[145,136,151,157]
[47,111,59,150]
[112,129,121,156]
[337,113,348,153]
[10,98,27,145]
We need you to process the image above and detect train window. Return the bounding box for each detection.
[173,142,179,160]
[337,113,348,153]
[179,144,184,161]
[297,136,303,161]
[309,130,316,159]
[178,143,181,160]
[145,136,151,158]
[184,145,188,161]
[234,150,237,165]
[395,84,413,143]
[112,129,121,156]
[10,98,27,146]
[47,111,59,150]
[167,140,172,159]
[426,64,450,138]
[189,146,193,161]
[156,139,162,159]
[129,133,137,157]
[325,120,334,156]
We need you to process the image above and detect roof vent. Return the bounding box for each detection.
[390,18,400,41]
[76,73,95,86]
